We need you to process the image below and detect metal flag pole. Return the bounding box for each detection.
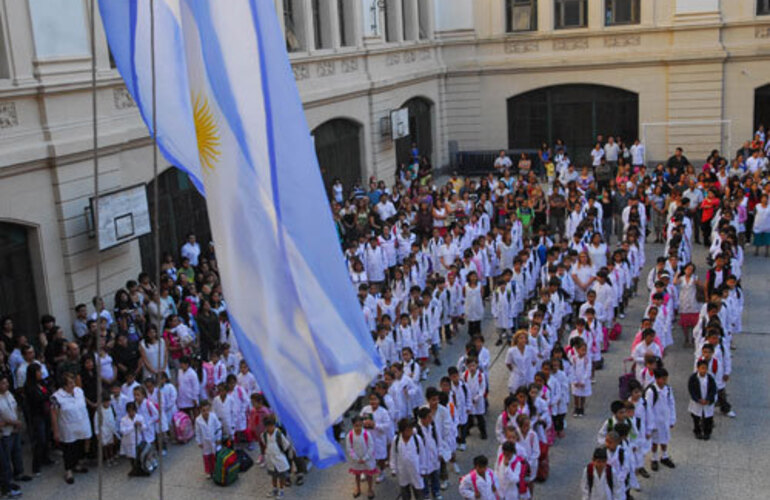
[88,1,104,499]
[150,1,165,498]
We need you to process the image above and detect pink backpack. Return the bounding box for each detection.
[173,411,194,443]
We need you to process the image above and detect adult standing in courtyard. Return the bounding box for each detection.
[50,372,92,484]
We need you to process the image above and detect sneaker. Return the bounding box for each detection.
[435,495,443,500]
[375,473,385,484]
[458,443,466,452]
[6,491,21,498]
[726,410,736,418]
[619,313,626,319]
[440,480,449,490]
[660,458,676,469]
[266,489,278,498]
[650,461,659,471]
[637,468,650,479]
[452,462,460,474]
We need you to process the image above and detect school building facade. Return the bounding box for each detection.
[1,0,770,334]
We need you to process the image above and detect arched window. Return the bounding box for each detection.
[396,97,434,169]
[508,84,638,164]
[754,84,770,131]
[138,168,212,277]
[312,118,363,197]
[0,222,40,334]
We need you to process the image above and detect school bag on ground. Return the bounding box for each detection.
[609,323,622,341]
[172,411,194,443]
[236,449,254,473]
[136,441,159,475]
[618,358,636,400]
[212,446,240,486]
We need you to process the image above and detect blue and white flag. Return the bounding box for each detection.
[99,0,382,466]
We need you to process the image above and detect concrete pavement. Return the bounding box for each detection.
[22,242,770,500]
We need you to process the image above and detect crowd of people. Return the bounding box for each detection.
[0,129,766,499]
[334,132,759,499]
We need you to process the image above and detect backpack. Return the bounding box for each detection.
[212,446,240,486]
[646,383,660,406]
[348,430,370,448]
[586,463,613,494]
[262,428,295,462]
[136,440,159,475]
[172,410,194,443]
[394,433,420,455]
[498,453,529,495]
[465,469,495,496]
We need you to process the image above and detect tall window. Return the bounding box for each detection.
[384,0,401,42]
[284,0,306,52]
[338,0,353,46]
[418,0,431,39]
[759,0,770,15]
[311,0,333,49]
[0,12,9,78]
[605,0,640,25]
[506,0,538,33]
[554,0,587,29]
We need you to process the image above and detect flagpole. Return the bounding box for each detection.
[149,1,165,498]
[89,1,104,499]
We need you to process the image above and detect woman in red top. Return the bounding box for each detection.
[700,188,721,247]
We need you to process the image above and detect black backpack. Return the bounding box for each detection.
[587,463,613,494]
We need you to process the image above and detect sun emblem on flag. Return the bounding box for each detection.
[192,93,221,172]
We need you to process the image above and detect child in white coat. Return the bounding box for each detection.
[459,455,499,500]
[580,447,623,500]
[346,416,376,498]
[120,402,146,475]
[194,401,222,476]
[262,415,292,498]
[389,418,425,500]
[495,441,529,500]
[361,392,392,483]
[645,368,676,471]
[94,396,117,466]
[570,339,592,417]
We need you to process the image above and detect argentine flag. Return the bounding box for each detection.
[99,0,382,466]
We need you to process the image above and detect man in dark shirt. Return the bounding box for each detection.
[112,333,140,383]
[666,147,689,174]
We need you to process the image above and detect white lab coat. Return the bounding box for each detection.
[346,429,376,472]
[459,469,499,500]
[237,371,260,396]
[463,369,487,415]
[645,383,676,444]
[450,381,470,426]
[120,414,145,458]
[135,398,159,443]
[360,404,392,460]
[177,367,200,410]
[494,453,526,500]
[570,354,592,397]
[389,434,425,489]
[580,463,624,500]
[212,394,237,438]
[195,413,222,456]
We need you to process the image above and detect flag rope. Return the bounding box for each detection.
[150,1,166,498]
[88,1,104,499]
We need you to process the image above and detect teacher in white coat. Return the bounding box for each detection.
[50,372,92,484]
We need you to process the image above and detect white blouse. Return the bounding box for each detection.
[52,387,93,443]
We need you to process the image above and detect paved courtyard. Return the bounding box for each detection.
[26,242,770,500]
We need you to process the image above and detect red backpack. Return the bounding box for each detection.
[498,453,529,495]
